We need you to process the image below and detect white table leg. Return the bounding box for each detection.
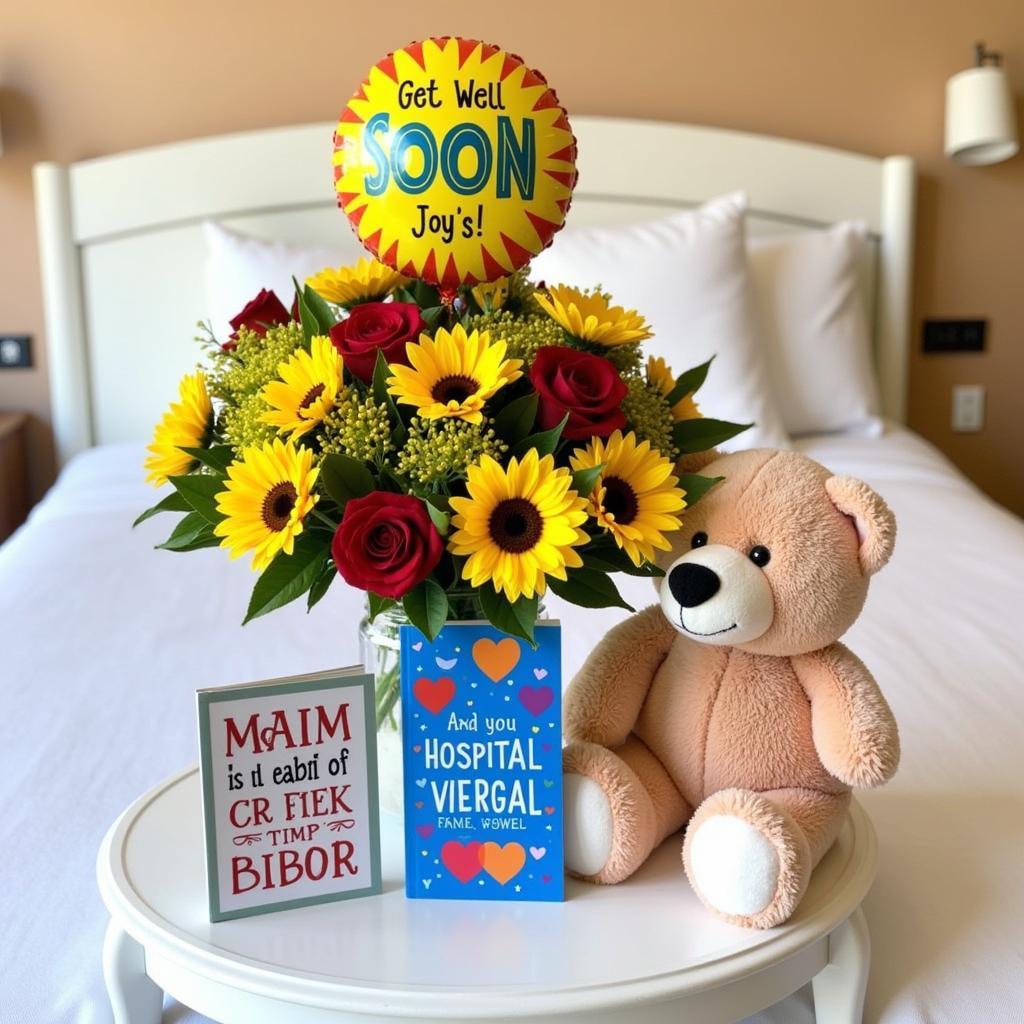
[103,920,164,1024]
[812,906,870,1024]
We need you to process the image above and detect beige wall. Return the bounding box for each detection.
[1,0,1022,511]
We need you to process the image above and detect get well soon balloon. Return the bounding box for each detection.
[333,38,577,289]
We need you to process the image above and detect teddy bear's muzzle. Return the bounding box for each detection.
[660,545,776,646]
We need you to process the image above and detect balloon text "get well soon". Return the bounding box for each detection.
[361,111,537,201]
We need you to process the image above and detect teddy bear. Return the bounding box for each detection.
[562,448,899,928]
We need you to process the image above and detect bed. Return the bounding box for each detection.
[5,116,1022,1022]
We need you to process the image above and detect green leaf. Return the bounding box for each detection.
[571,463,604,499]
[370,349,407,446]
[180,444,235,475]
[424,500,450,536]
[378,467,409,494]
[478,587,538,645]
[423,492,451,513]
[243,533,327,624]
[372,348,391,405]
[411,279,441,307]
[303,284,336,334]
[402,580,448,641]
[513,412,569,459]
[156,511,219,551]
[367,592,397,622]
[319,453,376,508]
[293,276,318,348]
[673,417,752,453]
[420,306,445,328]
[547,566,635,610]
[494,391,538,444]
[133,491,191,528]
[667,357,714,405]
[306,560,337,612]
[583,543,665,577]
[390,418,409,449]
[169,473,225,525]
[678,473,724,507]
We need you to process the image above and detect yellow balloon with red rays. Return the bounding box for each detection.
[333,37,577,290]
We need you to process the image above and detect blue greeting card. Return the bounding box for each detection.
[400,621,563,902]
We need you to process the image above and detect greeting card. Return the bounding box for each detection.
[197,667,381,921]
[400,621,563,902]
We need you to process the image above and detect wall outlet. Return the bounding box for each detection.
[0,335,32,368]
[952,384,985,432]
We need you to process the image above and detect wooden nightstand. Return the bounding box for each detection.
[0,413,31,542]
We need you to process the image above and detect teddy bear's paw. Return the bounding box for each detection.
[683,790,812,929]
[563,773,614,877]
[562,741,667,883]
[688,815,780,917]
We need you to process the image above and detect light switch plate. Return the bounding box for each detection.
[923,319,986,353]
[952,384,985,432]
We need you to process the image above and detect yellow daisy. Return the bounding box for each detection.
[647,355,702,421]
[449,450,589,602]
[387,324,522,425]
[570,430,686,566]
[471,277,509,312]
[306,258,408,306]
[535,285,653,346]
[144,372,213,487]
[214,440,319,572]
[260,336,343,439]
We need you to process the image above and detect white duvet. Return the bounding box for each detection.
[2,426,1023,1023]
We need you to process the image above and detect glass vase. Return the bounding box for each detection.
[358,594,545,817]
[358,603,407,817]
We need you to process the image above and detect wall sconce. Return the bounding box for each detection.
[945,43,1019,165]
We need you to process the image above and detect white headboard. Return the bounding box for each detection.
[33,116,915,466]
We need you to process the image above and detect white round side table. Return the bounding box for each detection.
[97,766,876,1024]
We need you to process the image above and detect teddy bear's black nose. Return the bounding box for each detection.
[669,563,721,607]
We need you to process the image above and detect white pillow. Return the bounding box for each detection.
[530,194,789,451]
[203,221,351,339]
[748,222,881,437]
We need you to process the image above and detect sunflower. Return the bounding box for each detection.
[534,285,653,347]
[260,336,343,439]
[213,440,319,571]
[647,355,702,421]
[144,372,213,487]
[570,430,686,566]
[471,278,509,312]
[387,324,522,425]
[306,258,407,307]
[449,450,589,602]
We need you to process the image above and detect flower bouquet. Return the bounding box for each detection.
[140,263,748,725]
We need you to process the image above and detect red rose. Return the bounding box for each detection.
[329,302,424,383]
[529,346,628,440]
[332,492,443,599]
[222,289,292,350]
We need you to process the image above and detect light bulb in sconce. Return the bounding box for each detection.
[945,42,1019,165]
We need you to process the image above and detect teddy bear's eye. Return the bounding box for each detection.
[691,532,708,548]
[749,545,771,568]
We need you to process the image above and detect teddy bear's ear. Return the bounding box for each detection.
[825,475,896,575]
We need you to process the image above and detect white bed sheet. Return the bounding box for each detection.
[2,426,1023,1023]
